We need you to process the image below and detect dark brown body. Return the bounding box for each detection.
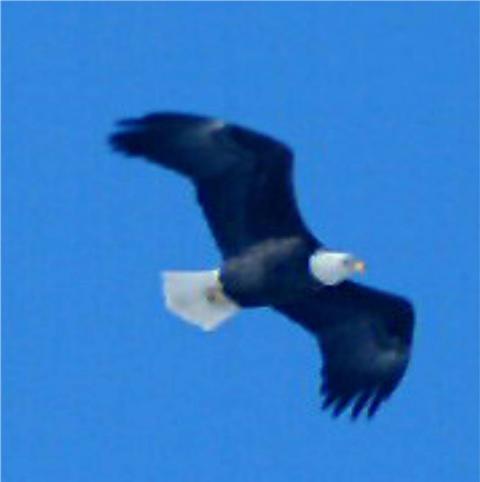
[220,237,318,307]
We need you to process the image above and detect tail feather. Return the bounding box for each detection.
[162,270,239,331]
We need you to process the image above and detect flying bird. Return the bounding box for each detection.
[109,112,414,419]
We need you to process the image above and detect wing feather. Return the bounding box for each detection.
[275,281,414,419]
[110,112,318,257]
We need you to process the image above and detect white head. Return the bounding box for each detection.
[309,250,366,286]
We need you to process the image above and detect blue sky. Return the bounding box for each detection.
[3,3,478,482]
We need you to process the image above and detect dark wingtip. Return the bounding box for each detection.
[109,114,162,157]
[366,390,391,419]
[367,399,382,419]
[350,391,372,420]
[321,386,390,420]
[322,390,359,419]
[109,112,214,158]
[332,397,353,418]
[321,393,336,411]
[109,115,141,155]
[108,131,146,157]
[109,113,162,152]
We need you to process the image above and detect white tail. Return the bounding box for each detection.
[162,270,240,331]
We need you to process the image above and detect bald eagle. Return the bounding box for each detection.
[109,112,414,419]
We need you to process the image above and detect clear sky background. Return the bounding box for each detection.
[3,3,478,482]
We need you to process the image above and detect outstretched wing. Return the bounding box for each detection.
[275,281,414,419]
[110,113,319,257]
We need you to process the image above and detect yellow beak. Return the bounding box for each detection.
[353,260,366,274]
